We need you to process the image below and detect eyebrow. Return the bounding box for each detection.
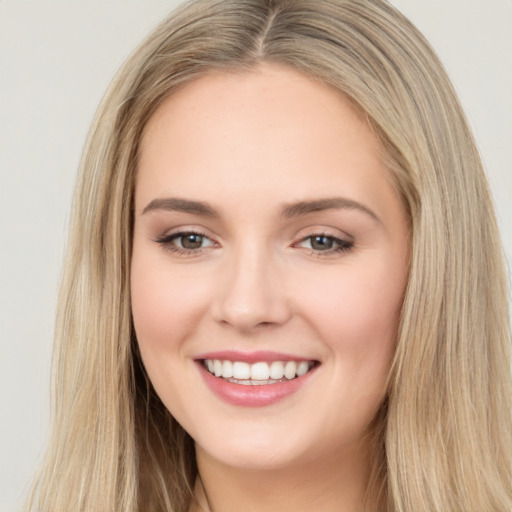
[281,197,380,223]
[142,197,218,216]
[141,196,380,223]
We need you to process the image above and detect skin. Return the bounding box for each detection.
[131,63,410,512]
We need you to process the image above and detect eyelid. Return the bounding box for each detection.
[153,226,220,256]
[154,224,217,241]
[291,227,354,256]
[293,225,353,243]
[296,234,353,252]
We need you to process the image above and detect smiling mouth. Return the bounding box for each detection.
[202,359,318,385]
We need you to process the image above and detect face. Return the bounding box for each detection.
[131,64,410,471]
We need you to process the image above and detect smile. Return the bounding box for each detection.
[203,359,316,385]
[195,352,320,407]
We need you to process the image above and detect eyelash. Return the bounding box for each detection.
[154,231,216,256]
[294,233,354,256]
[154,231,354,257]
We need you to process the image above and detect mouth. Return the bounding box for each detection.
[202,359,318,385]
[195,352,320,407]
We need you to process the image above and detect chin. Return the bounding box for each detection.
[191,414,359,473]
[196,439,310,472]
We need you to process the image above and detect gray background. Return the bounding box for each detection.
[1,1,511,510]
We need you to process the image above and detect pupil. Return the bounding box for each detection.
[311,236,333,250]
[182,234,202,249]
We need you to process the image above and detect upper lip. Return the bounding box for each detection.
[194,350,318,364]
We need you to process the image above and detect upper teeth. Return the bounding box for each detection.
[204,359,313,381]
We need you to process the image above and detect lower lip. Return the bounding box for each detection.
[197,362,317,407]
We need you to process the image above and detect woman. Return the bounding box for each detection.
[26,0,512,511]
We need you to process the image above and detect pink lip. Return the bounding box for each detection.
[195,350,314,364]
[196,359,318,408]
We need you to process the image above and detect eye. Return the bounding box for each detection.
[308,235,336,251]
[155,231,216,254]
[173,233,212,250]
[296,234,353,254]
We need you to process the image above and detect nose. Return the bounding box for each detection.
[212,244,292,332]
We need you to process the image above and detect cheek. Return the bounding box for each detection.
[302,263,403,335]
[294,256,406,380]
[294,261,405,439]
[130,252,215,416]
[130,251,211,358]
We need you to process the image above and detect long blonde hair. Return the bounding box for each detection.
[27,1,512,511]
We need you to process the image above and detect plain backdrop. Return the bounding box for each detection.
[0,1,511,510]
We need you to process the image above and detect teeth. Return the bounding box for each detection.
[222,360,233,378]
[213,360,223,377]
[232,361,251,380]
[270,361,285,379]
[251,362,270,380]
[284,361,297,379]
[204,359,314,382]
[297,361,309,377]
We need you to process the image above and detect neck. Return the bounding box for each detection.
[189,440,382,512]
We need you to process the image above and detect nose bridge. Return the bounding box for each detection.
[214,239,289,330]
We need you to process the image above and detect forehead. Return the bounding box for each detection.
[136,63,394,219]
[140,63,376,160]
